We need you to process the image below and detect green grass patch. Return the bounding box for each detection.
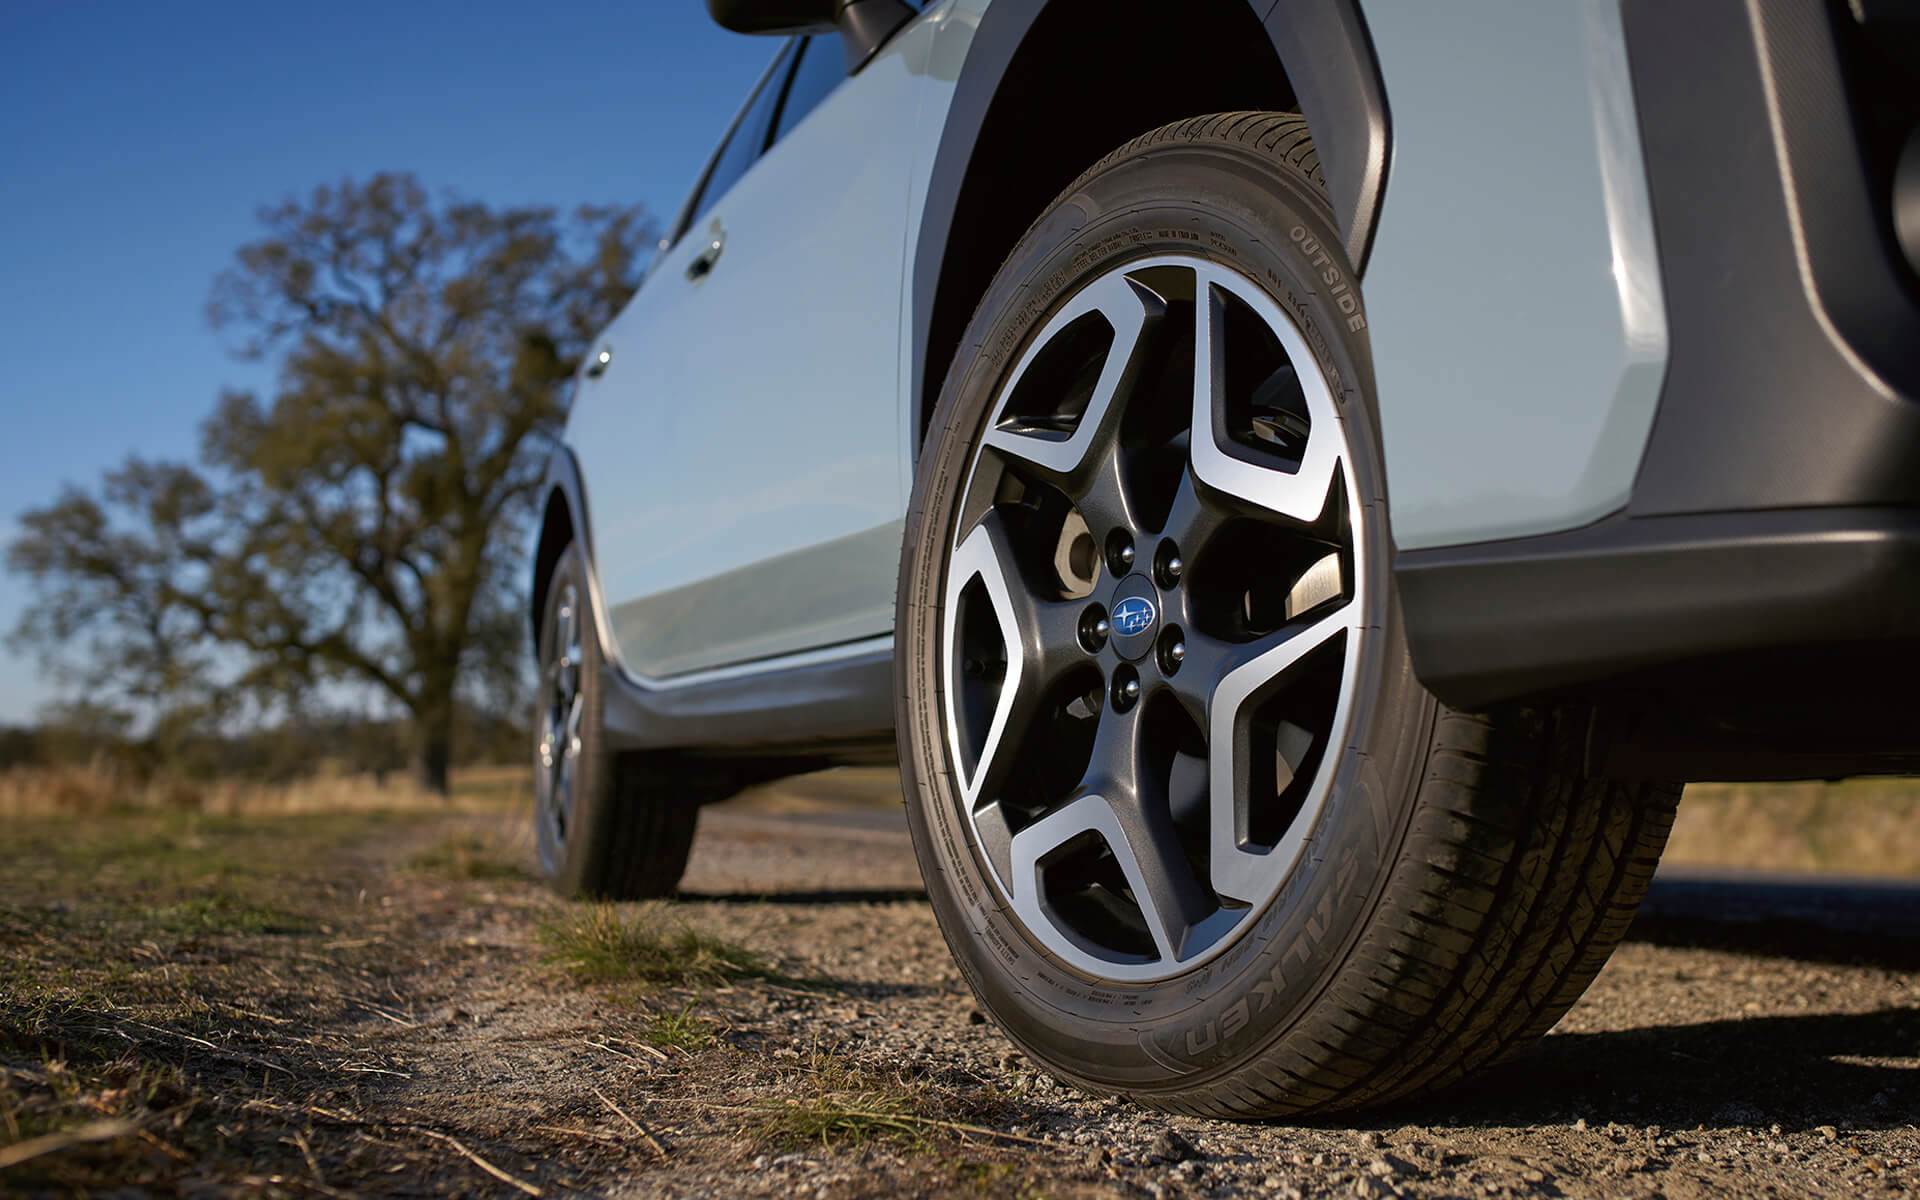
[539,904,772,991]
[643,1003,714,1053]
[408,833,530,881]
[145,893,310,936]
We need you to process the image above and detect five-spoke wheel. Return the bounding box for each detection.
[535,580,584,850]
[942,255,1365,982]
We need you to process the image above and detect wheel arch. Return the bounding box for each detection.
[529,448,589,649]
[910,0,1390,449]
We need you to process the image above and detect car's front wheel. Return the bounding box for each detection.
[896,112,1679,1117]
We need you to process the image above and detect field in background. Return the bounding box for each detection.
[0,763,531,820]
[728,771,1920,880]
[2,762,1917,877]
[1670,779,1920,877]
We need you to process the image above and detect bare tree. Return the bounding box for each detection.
[8,174,654,791]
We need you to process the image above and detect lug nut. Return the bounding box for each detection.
[1117,543,1136,568]
[1164,556,1183,581]
[1080,607,1111,653]
[1168,640,1185,663]
[1122,678,1141,701]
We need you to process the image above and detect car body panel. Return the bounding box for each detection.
[1360,0,1668,550]
[567,16,955,679]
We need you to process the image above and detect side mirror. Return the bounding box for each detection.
[706,0,918,72]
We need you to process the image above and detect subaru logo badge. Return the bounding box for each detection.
[1112,596,1157,637]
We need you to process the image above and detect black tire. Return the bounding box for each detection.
[534,544,697,900]
[895,112,1680,1118]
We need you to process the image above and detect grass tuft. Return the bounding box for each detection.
[148,893,309,936]
[748,1055,978,1151]
[538,903,771,991]
[644,1003,715,1053]
[408,833,530,881]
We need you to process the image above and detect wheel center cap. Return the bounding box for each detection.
[1109,574,1161,661]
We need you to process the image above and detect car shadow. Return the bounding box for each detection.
[1378,1004,1920,1133]
[677,887,929,906]
[1628,870,1920,971]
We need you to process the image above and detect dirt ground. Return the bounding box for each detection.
[2,777,1916,1198]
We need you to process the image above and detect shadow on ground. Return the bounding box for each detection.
[1397,1004,1920,1134]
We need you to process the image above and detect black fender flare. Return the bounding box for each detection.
[529,444,599,650]
[908,0,1390,445]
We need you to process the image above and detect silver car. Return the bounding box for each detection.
[527,0,1920,1117]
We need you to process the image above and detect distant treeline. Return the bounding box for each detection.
[0,709,527,783]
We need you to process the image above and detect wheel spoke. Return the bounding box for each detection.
[1073,436,1147,547]
[1158,455,1232,556]
[982,274,1163,492]
[1189,269,1347,525]
[944,512,1091,809]
[1119,779,1220,962]
[1008,793,1193,965]
[1207,599,1363,902]
[1157,626,1246,732]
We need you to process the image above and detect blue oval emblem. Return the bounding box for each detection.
[1112,596,1157,637]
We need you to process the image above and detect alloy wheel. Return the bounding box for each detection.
[941,255,1368,983]
[535,581,584,850]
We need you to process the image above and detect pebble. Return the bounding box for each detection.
[1149,1128,1197,1164]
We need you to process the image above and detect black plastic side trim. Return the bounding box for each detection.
[598,647,895,757]
[1398,508,1920,712]
[908,0,1389,452]
[1621,0,1920,517]
[908,0,1042,451]
[1254,0,1390,272]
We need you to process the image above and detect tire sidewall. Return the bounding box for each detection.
[897,137,1436,1092]
[535,544,613,895]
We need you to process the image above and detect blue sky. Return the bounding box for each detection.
[0,1,773,723]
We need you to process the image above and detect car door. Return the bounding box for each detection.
[570,28,931,680]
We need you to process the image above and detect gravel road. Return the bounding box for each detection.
[6,793,1914,1198]
[607,802,1919,1199]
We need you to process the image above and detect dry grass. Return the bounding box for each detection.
[409,831,532,881]
[718,765,904,815]
[0,762,529,819]
[1670,778,1920,877]
[751,1070,926,1149]
[742,1052,1012,1153]
[538,903,774,991]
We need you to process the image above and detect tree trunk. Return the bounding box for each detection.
[413,707,454,796]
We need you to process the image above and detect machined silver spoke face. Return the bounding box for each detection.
[536,583,584,846]
[942,256,1368,984]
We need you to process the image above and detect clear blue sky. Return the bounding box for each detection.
[0,1,773,723]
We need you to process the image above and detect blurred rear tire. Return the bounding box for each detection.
[533,544,696,899]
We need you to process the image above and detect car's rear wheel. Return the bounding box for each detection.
[896,112,1680,1117]
[534,543,697,899]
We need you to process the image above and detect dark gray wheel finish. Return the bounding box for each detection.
[534,576,585,862]
[897,113,1680,1117]
[533,544,697,899]
[935,249,1366,984]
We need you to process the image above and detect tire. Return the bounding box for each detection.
[895,111,1680,1118]
[533,543,697,900]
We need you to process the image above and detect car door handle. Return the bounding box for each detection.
[685,222,725,281]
